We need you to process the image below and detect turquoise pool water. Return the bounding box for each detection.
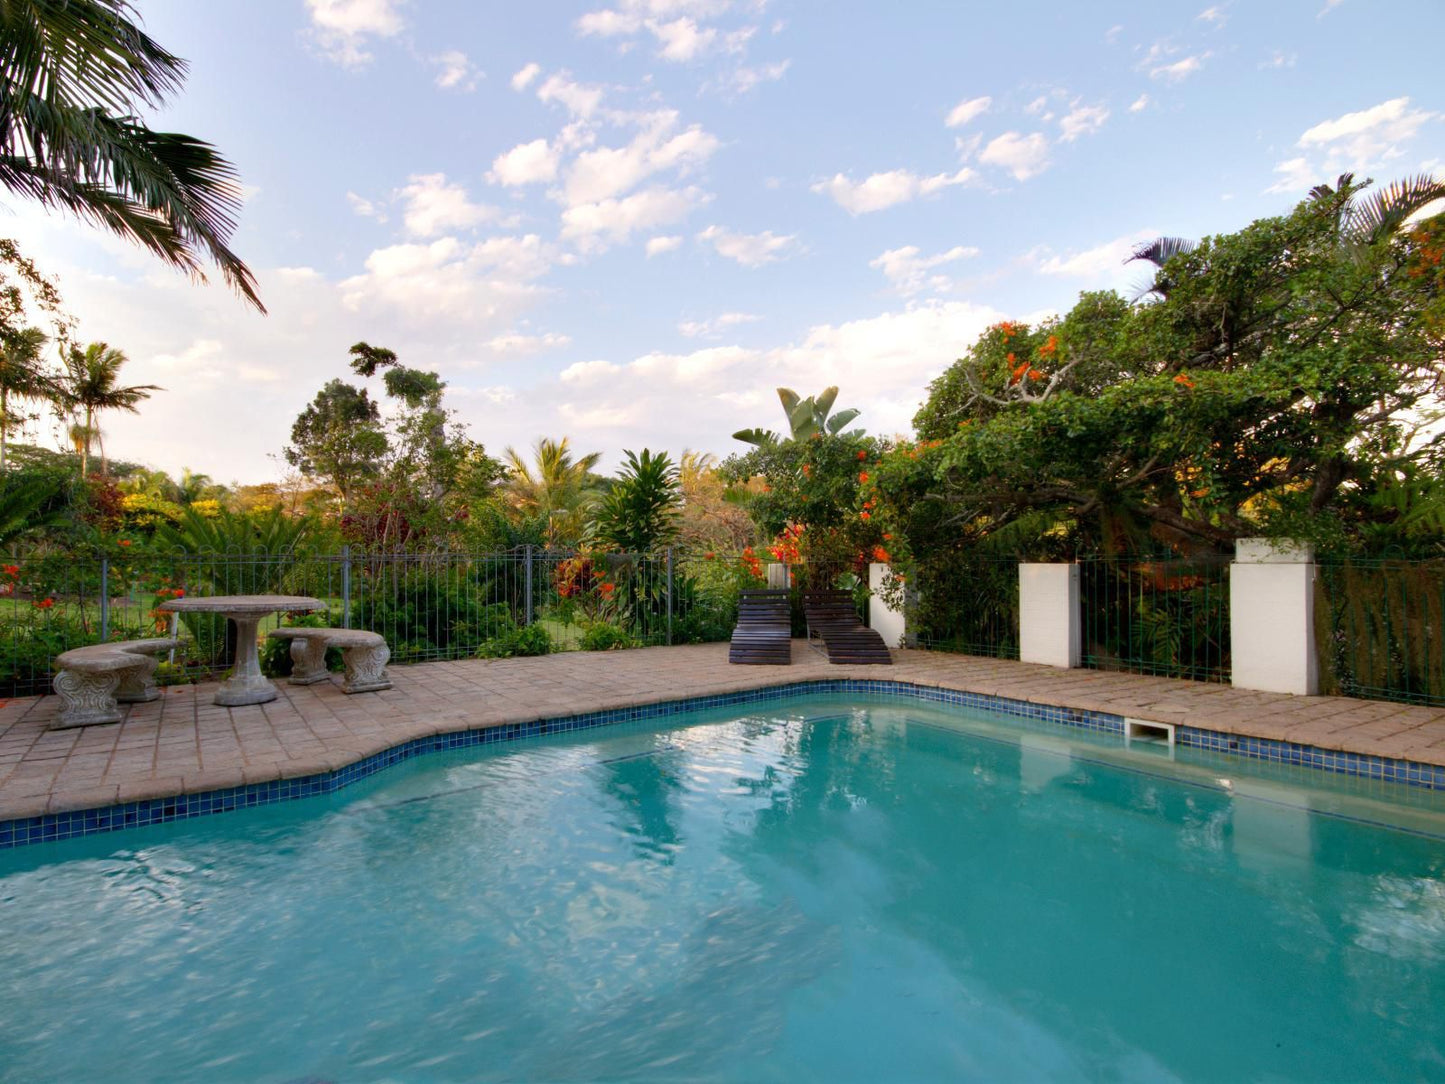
[2,694,1444,1082]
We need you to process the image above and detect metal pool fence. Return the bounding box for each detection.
[910,557,1021,658]
[1078,555,1232,683]
[1315,557,1445,707]
[0,546,741,698]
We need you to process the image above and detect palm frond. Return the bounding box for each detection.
[1127,236,1198,268]
[1346,173,1445,245]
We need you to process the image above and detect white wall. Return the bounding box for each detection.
[1230,539,1317,695]
[868,563,907,647]
[1019,563,1080,668]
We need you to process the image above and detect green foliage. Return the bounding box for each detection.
[284,378,387,505]
[577,621,638,651]
[0,0,263,308]
[0,469,73,546]
[500,437,603,549]
[590,448,681,553]
[733,386,863,446]
[895,176,1445,557]
[358,574,513,659]
[477,621,552,658]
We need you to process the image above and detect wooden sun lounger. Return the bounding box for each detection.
[728,589,792,665]
[802,589,892,665]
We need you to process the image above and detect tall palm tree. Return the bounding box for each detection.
[0,326,52,469]
[58,341,159,476]
[0,0,263,310]
[501,437,602,548]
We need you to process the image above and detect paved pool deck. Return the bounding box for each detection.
[4,643,1445,822]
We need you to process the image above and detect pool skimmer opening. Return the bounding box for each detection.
[1125,717,1176,751]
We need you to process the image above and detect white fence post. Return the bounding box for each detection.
[1019,563,1080,668]
[766,562,790,589]
[868,563,906,648]
[1230,539,1317,695]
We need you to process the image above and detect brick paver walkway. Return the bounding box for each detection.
[4,643,1445,821]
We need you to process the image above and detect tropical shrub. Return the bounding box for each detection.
[477,622,552,658]
[578,621,638,651]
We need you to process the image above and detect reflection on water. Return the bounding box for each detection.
[0,697,1442,1083]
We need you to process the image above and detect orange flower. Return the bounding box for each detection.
[883,532,893,540]
[33,597,55,610]
[118,539,132,547]
[172,589,185,598]
[705,552,715,560]
[860,511,871,521]
[1006,352,1016,363]
[857,450,868,461]
[801,463,811,476]
[858,471,869,483]
[872,546,891,562]
[1173,373,1195,389]
[1038,334,1059,357]
[1,564,17,577]
[600,582,616,595]
[1027,367,1043,381]
[1009,360,1030,385]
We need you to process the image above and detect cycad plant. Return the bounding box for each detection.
[0,0,263,309]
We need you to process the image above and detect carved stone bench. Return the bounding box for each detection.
[52,637,180,728]
[266,628,392,694]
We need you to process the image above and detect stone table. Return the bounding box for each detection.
[158,595,324,706]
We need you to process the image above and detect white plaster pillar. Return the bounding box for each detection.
[1019,563,1080,668]
[868,563,906,648]
[1230,539,1317,695]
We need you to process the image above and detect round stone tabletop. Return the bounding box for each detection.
[157,595,324,614]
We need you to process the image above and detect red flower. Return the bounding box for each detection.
[860,511,871,521]
[600,583,616,596]
[883,533,893,540]
[857,450,867,461]
[872,546,891,563]
[858,471,869,483]
[1173,373,1195,389]
[118,539,132,547]
[705,552,715,560]
[172,589,185,598]
[1,564,17,578]
[33,597,55,610]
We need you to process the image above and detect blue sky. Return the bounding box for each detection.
[7,0,1444,483]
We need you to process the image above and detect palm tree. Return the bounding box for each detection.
[58,341,160,476]
[501,437,602,548]
[0,0,263,310]
[1130,173,1445,296]
[0,326,53,469]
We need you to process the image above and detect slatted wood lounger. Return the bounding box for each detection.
[728,589,792,665]
[802,589,892,665]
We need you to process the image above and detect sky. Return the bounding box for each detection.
[4,0,1444,484]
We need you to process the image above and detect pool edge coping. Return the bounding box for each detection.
[4,677,1445,848]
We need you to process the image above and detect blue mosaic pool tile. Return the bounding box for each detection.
[3,678,1443,848]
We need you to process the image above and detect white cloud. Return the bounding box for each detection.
[482,331,572,356]
[812,167,974,214]
[562,111,719,205]
[870,244,979,295]
[1024,96,1051,118]
[561,186,711,250]
[1129,94,1150,113]
[397,174,500,237]
[651,16,718,60]
[487,139,561,187]
[696,225,797,267]
[945,96,991,128]
[728,59,790,94]
[1153,55,1205,81]
[346,191,387,222]
[304,0,404,67]
[679,312,761,338]
[646,235,684,256]
[431,50,480,92]
[978,132,1051,180]
[537,72,605,119]
[1197,6,1227,24]
[511,62,542,91]
[339,234,554,321]
[1259,50,1296,69]
[1033,229,1160,281]
[1268,97,1438,194]
[549,299,1006,451]
[560,359,621,384]
[1059,102,1109,142]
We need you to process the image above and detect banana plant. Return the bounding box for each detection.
[732,386,863,446]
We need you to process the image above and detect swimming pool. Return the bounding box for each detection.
[2,693,1442,1081]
